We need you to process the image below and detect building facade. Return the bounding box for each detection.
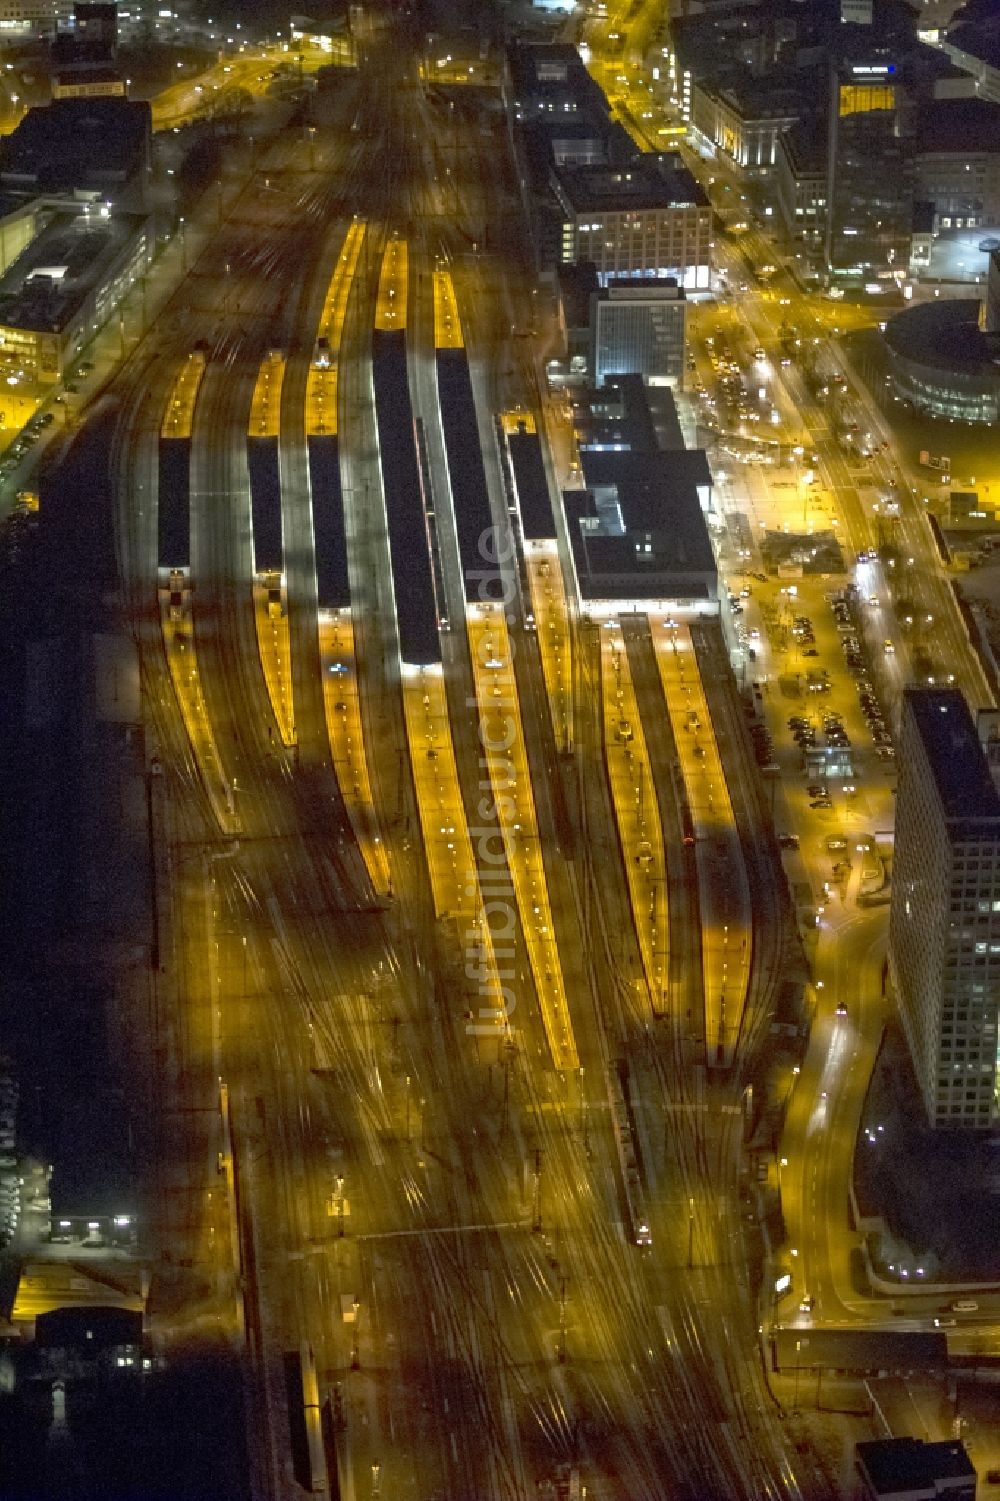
[914,106,1000,232]
[883,291,1000,425]
[689,78,801,182]
[888,688,1000,1128]
[776,123,827,272]
[0,0,64,34]
[826,58,916,277]
[591,279,686,387]
[553,158,711,289]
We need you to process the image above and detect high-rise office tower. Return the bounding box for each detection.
[889,688,1000,1129]
[826,52,915,277]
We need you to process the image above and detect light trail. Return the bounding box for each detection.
[158,580,239,833]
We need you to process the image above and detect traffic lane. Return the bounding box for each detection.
[781,914,886,1326]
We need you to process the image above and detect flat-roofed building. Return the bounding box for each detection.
[690,73,803,182]
[507,42,611,126]
[591,277,687,387]
[552,154,711,289]
[0,96,150,210]
[826,53,916,277]
[889,687,1000,1128]
[0,204,149,386]
[776,119,827,273]
[564,379,717,608]
[856,1437,976,1501]
[914,96,1000,231]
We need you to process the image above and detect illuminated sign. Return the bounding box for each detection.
[851,64,895,75]
[775,1274,792,1294]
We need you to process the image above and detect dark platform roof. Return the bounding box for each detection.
[905,687,1000,823]
[436,348,494,604]
[917,96,1000,154]
[247,437,283,574]
[508,427,556,541]
[372,328,440,667]
[157,438,190,571]
[856,1437,975,1497]
[307,436,350,610]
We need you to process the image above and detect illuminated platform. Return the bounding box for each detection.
[467,603,578,1072]
[253,577,295,749]
[160,349,206,440]
[248,349,285,438]
[319,610,390,896]
[401,664,508,1028]
[652,616,750,1066]
[432,267,463,349]
[306,220,366,438]
[374,235,408,331]
[526,541,573,753]
[601,621,668,1013]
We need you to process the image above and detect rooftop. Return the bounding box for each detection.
[566,449,716,600]
[0,97,149,195]
[916,95,1000,154]
[574,376,709,471]
[712,67,808,122]
[906,686,1000,823]
[556,259,599,328]
[856,1437,976,1497]
[946,18,1000,71]
[884,297,1000,379]
[553,155,708,215]
[0,207,145,334]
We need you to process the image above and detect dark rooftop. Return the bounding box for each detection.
[917,95,1000,154]
[575,378,710,482]
[781,115,827,177]
[856,1437,976,1497]
[947,19,1000,71]
[885,298,1000,379]
[566,450,716,600]
[556,260,599,329]
[0,97,149,195]
[553,156,707,215]
[906,687,1000,823]
[711,66,807,122]
[35,1305,143,1350]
